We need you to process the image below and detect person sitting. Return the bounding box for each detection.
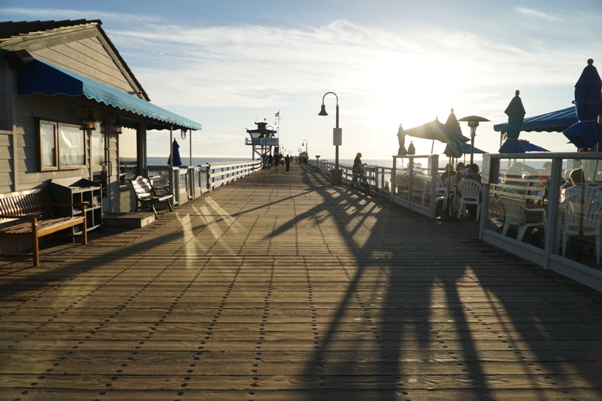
[562,168,602,201]
[465,163,481,183]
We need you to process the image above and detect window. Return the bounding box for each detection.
[38,120,86,171]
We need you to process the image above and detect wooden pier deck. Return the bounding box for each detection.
[1,162,602,400]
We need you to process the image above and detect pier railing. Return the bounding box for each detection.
[204,160,263,190]
[146,160,262,205]
[310,156,441,219]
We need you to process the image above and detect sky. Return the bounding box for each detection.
[3,0,602,161]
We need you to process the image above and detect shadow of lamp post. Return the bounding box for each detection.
[458,115,490,165]
[318,92,341,185]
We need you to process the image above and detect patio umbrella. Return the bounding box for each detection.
[168,139,182,166]
[499,90,526,153]
[563,59,602,150]
[397,124,408,156]
[443,109,466,159]
[401,118,448,143]
[407,141,416,155]
[518,139,549,152]
[459,143,486,154]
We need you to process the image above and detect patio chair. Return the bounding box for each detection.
[435,177,448,210]
[456,179,483,220]
[560,195,602,265]
[500,196,546,242]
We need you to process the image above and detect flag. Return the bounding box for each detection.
[275,111,279,118]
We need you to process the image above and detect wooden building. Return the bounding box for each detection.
[0,19,201,215]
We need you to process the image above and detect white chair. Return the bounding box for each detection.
[456,179,483,220]
[561,195,602,265]
[435,177,448,210]
[500,196,546,242]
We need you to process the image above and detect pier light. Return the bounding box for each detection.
[318,92,341,185]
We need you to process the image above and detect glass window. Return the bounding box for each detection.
[39,121,57,170]
[58,124,85,167]
[38,119,86,171]
[485,158,551,249]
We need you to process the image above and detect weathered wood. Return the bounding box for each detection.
[1,163,602,399]
[0,187,88,265]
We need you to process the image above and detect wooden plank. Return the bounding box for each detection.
[1,163,602,398]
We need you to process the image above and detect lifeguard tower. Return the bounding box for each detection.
[246,121,279,160]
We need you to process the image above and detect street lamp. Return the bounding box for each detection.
[302,139,308,157]
[458,115,490,165]
[318,92,341,185]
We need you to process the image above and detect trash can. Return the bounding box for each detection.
[329,169,343,185]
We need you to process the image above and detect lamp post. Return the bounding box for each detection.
[318,92,341,185]
[458,115,490,165]
[302,139,308,158]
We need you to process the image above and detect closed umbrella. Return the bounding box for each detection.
[563,59,602,150]
[168,139,182,166]
[397,124,408,156]
[443,109,466,159]
[499,90,526,153]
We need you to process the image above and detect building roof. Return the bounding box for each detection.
[0,19,149,101]
[0,19,100,40]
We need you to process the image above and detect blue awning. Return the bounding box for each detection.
[17,59,202,131]
[493,106,577,133]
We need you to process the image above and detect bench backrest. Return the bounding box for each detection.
[0,188,52,220]
[130,176,153,200]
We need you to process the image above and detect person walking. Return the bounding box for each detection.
[285,154,291,172]
[350,152,362,189]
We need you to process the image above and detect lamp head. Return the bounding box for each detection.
[83,111,96,130]
[113,115,122,134]
[318,104,328,116]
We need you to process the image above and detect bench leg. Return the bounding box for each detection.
[151,203,158,218]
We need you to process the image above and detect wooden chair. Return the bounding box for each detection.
[560,195,602,265]
[456,179,483,220]
[500,196,546,242]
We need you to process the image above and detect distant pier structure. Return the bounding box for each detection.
[246,121,278,160]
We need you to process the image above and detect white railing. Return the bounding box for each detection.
[204,160,263,190]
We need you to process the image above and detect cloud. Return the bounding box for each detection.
[515,7,560,22]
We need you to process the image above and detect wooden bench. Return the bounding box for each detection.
[130,176,174,217]
[0,187,88,266]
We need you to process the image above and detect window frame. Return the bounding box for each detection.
[37,119,87,171]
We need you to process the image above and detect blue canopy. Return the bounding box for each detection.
[494,106,577,133]
[17,59,202,131]
[459,143,486,154]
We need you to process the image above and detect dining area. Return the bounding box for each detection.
[480,153,602,292]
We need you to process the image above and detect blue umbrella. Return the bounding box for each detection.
[563,59,602,150]
[499,90,525,153]
[519,140,549,152]
[459,143,486,154]
[168,139,182,166]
